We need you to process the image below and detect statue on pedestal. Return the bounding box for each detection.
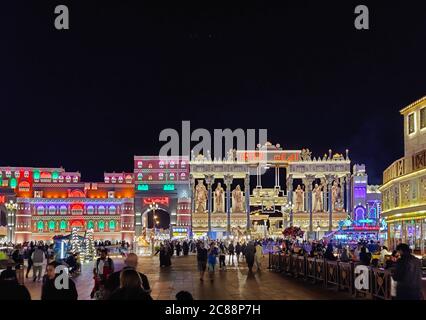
[331,180,341,212]
[294,185,304,212]
[313,183,323,212]
[232,185,244,213]
[195,180,208,213]
[214,182,225,213]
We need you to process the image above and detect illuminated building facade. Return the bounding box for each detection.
[0,167,135,243]
[380,96,426,254]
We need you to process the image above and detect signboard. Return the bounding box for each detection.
[143,197,169,206]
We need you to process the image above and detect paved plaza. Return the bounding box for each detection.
[24,254,353,300]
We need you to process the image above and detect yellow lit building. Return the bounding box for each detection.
[380,96,426,254]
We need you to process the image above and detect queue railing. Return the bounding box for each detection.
[268,253,393,300]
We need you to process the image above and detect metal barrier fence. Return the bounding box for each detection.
[268,253,393,300]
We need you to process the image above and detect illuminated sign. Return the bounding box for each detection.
[0,196,5,204]
[163,184,175,191]
[237,151,300,162]
[143,197,169,206]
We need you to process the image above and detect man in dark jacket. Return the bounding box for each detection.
[392,243,423,300]
[244,241,256,272]
[0,266,31,300]
[41,261,78,300]
[106,253,150,297]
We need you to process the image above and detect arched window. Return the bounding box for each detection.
[109,205,116,215]
[109,220,116,230]
[60,205,67,215]
[10,178,17,188]
[137,161,143,168]
[87,220,94,230]
[48,221,55,231]
[37,221,44,231]
[49,206,56,215]
[98,220,105,230]
[60,220,66,230]
[87,205,94,215]
[137,173,143,181]
[37,206,45,215]
[98,206,105,215]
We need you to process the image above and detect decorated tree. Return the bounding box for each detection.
[70,227,81,255]
[84,228,95,262]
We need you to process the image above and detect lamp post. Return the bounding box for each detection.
[149,202,159,255]
[5,200,18,243]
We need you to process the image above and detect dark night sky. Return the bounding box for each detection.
[2,1,426,184]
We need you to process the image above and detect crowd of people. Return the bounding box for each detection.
[1,236,424,300]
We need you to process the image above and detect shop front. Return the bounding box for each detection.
[387,217,426,255]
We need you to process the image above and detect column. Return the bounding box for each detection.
[245,173,251,234]
[204,174,215,238]
[321,178,327,213]
[303,174,316,233]
[224,174,233,237]
[345,174,351,215]
[190,174,195,239]
[325,174,335,231]
[286,174,293,227]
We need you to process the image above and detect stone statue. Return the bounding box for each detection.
[214,182,225,213]
[232,185,244,213]
[294,185,304,212]
[195,180,208,213]
[331,180,340,211]
[300,148,312,161]
[313,183,323,212]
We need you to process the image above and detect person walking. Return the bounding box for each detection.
[176,242,182,256]
[227,242,235,265]
[196,242,208,281]
[392,243,424,300]
[244,241,256,272]
[255,242,264,271]
[182,240,189,256]
[31,245,46,282]
[12,245,24,285]
[235,242,241,262]
[207,243,218,282]
[241,242,247,261]
[26,246,35,279]
[91,249,114,298]
[218,243,226,270]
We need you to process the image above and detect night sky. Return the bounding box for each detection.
[2,1,426,184]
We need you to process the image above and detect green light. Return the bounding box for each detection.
[49,221,55,230]
[87,220,94,229]
[163,184,175,191]
[109,220,115,230]
[137,184,149,191]
[98,220,105,230]
[10,178,17,188]
[33,170,40,180]
[52,171,59,179]
[60,220,67,230]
